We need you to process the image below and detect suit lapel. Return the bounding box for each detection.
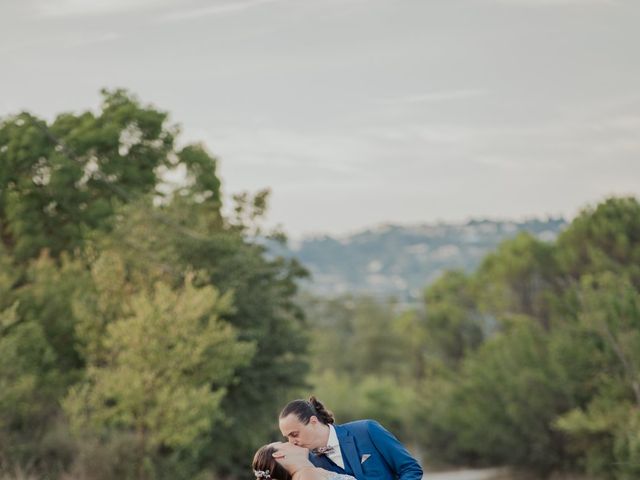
[335,425,364,480]
[309,451,343,473]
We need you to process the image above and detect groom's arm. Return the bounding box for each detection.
[366,420,423,480]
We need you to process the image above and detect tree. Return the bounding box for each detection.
[95,195,310,476]
[0,90,182,262]
[555,273,640,479]
[0,251,87,470]
[65,259,254,479]
[422,270,484,367]
[420,320,575,473]
[417,197,640,478]
[0,90,310,478]
[475,232,558,330]
[556,197,640,288]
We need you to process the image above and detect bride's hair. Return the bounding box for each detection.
[279,396,335,425]
[253,444,292,480]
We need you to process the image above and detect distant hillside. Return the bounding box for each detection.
[271,218,567,300]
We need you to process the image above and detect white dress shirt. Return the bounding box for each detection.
[326,424,345,469]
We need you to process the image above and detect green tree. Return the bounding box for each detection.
[420,320,575,473]
[423,270,484,368]
[476,232,558,330]
[81,192,310,477]
[0,90,309,478]
[556,197,640,287]
[65,259,254,479]
[555,273,640,479]
[0,90,183,262]
[0,251,88,457]
[417,198,640,477]
[304,295,407,379]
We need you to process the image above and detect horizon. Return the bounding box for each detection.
[284,206,573,241]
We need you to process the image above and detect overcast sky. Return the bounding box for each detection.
[1,0,639,237]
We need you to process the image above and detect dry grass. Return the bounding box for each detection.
[0,466,40,480]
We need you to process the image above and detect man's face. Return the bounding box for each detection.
[279,414,324,449]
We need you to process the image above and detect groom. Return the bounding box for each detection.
[277,396,423,480]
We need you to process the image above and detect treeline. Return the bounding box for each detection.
[0,90,309,479]
[2,90,639,480]
[304,196,640,479]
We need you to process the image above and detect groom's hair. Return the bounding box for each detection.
[279,396,335,425]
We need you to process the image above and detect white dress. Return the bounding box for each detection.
[293,466,356,480]
[324,472,356,480]
[322,468,356,480]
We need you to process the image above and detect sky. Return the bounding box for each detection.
[1,0,639,238]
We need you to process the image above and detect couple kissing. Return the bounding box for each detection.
[253,396,423,480]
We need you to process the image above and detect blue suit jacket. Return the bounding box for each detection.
[309,420,423,480]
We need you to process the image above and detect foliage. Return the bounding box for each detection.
[423,270,485,367]
[0,90,308,479]
[2,88,640,479]
[0,89,178,262]
[312,370,418,444]
[554,273,640,479]
[304,197,640,479]
[555,197,640,287]
[414,198,640,476]
[64,264,254,478]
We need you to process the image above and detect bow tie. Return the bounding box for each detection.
[311,446,335,456]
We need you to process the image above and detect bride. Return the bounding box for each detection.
[252,442,356,480]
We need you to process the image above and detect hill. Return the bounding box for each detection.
[273,218,567,300]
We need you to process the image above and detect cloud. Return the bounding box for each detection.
[0,31,122,55]
[376,89,488,105]
[34,0,175,17]
[360,106,640,174]
[362,124,477,144]
[490,0,617,6]
[155,0,286,23]
[68,31,122,47]
[184,127,370,177]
